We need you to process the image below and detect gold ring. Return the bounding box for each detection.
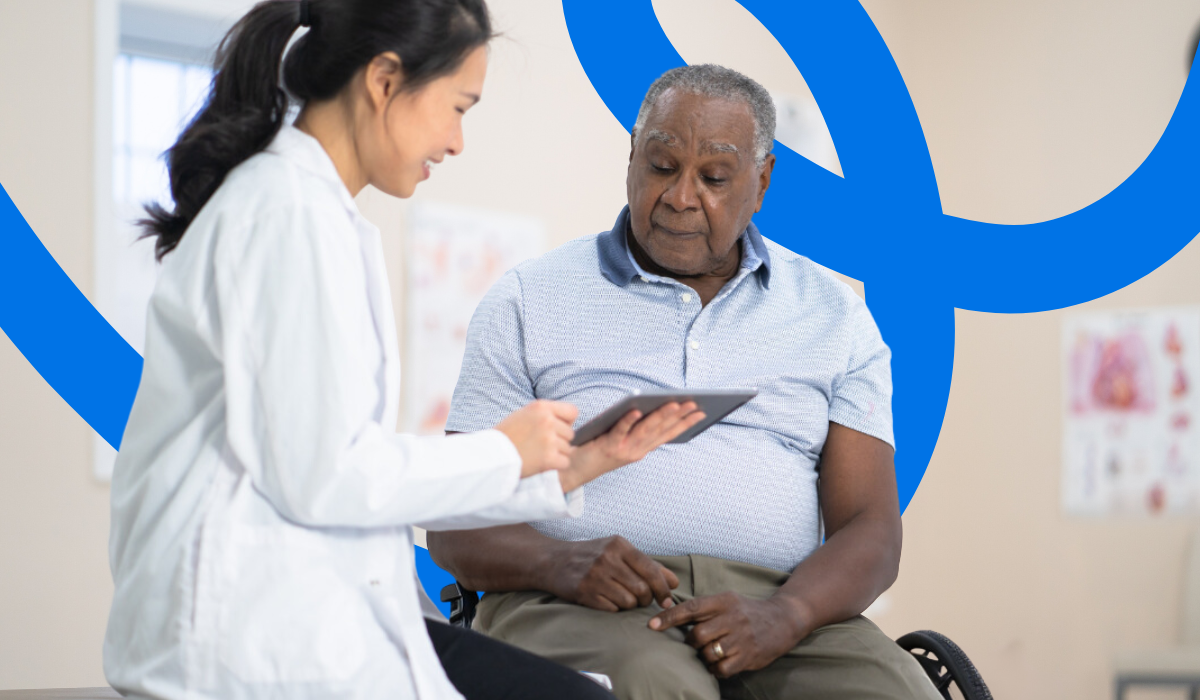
[711,641,725,660]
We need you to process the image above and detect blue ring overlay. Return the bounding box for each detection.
[0,1,1197,614]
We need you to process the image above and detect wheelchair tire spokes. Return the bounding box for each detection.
[896,630,994,700]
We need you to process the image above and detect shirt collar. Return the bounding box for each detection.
[597,206,772,289]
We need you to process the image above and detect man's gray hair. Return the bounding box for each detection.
[632,64,776,166]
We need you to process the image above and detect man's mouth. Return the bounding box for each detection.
[652,222,704,237]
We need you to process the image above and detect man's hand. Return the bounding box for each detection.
[647,592,805,678]
[546,536,680,612]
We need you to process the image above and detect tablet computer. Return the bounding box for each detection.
[570,389,758,447]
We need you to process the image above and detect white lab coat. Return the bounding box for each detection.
[103,126,582,700]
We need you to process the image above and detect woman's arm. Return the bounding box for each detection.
[214,205,538,528]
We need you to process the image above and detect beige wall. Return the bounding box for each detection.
[1,0,1199,696]
[861,3,1200,699]
[0,0,115,690]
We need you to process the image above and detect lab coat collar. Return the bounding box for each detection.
[266,125,363,220]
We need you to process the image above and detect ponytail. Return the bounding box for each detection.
[143,0,494,260]
[143,1,300,260]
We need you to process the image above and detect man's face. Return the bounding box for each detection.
[626,89,773,276]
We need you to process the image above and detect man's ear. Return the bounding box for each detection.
[364,51,404,112]
[629,131,637,164]
[754,153,776,212]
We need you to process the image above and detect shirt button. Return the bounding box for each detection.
[681,293,692,303]
[690,340,700,350]
[640,276,649,282]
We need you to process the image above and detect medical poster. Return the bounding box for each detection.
[403,202,545,435]
[1062,307,1200,516]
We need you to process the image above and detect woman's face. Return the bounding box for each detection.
[364,46,488,198]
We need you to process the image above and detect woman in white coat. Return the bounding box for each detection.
[102,1,703,698]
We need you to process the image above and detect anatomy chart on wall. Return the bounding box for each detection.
[404,202,545,435]
[1063,307,1200,516]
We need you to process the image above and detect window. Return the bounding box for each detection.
[94,3,226,481]
[112,53,212,209]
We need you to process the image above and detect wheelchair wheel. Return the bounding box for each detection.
[895,630,993,700]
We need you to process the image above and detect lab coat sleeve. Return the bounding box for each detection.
[212,203,557,528]
[418,469,583,531]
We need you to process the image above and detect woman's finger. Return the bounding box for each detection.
[629,409,705,453]
[626,402,682,439]
[658,410,706,443]
[606,409,644,441]
[634,401,697,437]
[548,400,580,424]
[552,418,575,444]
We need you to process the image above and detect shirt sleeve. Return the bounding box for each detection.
[828,297,895,448]
[445,270,537,432]
[212,201,562,528]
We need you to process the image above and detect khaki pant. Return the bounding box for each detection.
[474,554,941,700]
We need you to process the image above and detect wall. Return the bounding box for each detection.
[1,0,1199,696]
[0,0,115,689]
[860,2,1200,698]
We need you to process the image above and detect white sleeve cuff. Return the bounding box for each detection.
[416,432,584,531]
[520,470,585,519]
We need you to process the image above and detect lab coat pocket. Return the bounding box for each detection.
[210,527,370,684]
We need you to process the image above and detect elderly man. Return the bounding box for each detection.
[428,64,938,700]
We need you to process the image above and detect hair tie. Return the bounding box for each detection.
[298,0,311,27]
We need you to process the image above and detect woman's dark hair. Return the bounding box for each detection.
[143,0,493,260]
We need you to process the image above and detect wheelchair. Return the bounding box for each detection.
[441,582,994,700]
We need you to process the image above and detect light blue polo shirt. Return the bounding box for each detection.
[446,207,893,573]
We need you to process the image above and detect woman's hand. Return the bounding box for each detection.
[558,402,705,492]
[494,400,579,478]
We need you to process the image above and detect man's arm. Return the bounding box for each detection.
[428,524,680,611]
[649,421,900,677]
[428,524,560,593]
[774,422,901,629]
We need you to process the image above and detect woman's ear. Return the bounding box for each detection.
[364,51,404,111]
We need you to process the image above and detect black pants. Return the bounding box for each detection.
[426,619,614,700]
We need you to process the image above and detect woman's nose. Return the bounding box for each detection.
[446,125,465,157]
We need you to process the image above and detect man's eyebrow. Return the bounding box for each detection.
[700,141,739,156]
[461,92,481,105]
[644,129,679,147]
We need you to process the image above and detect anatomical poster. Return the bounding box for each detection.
[403,202,545,435]
[1063,307,1200,516]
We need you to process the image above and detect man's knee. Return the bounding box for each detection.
[750,616,940,700]
[602,643,718,700]
[477,593,719,700]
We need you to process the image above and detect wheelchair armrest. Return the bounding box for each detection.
[439,582,480,628]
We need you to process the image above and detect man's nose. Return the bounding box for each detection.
[661,171,700,211]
